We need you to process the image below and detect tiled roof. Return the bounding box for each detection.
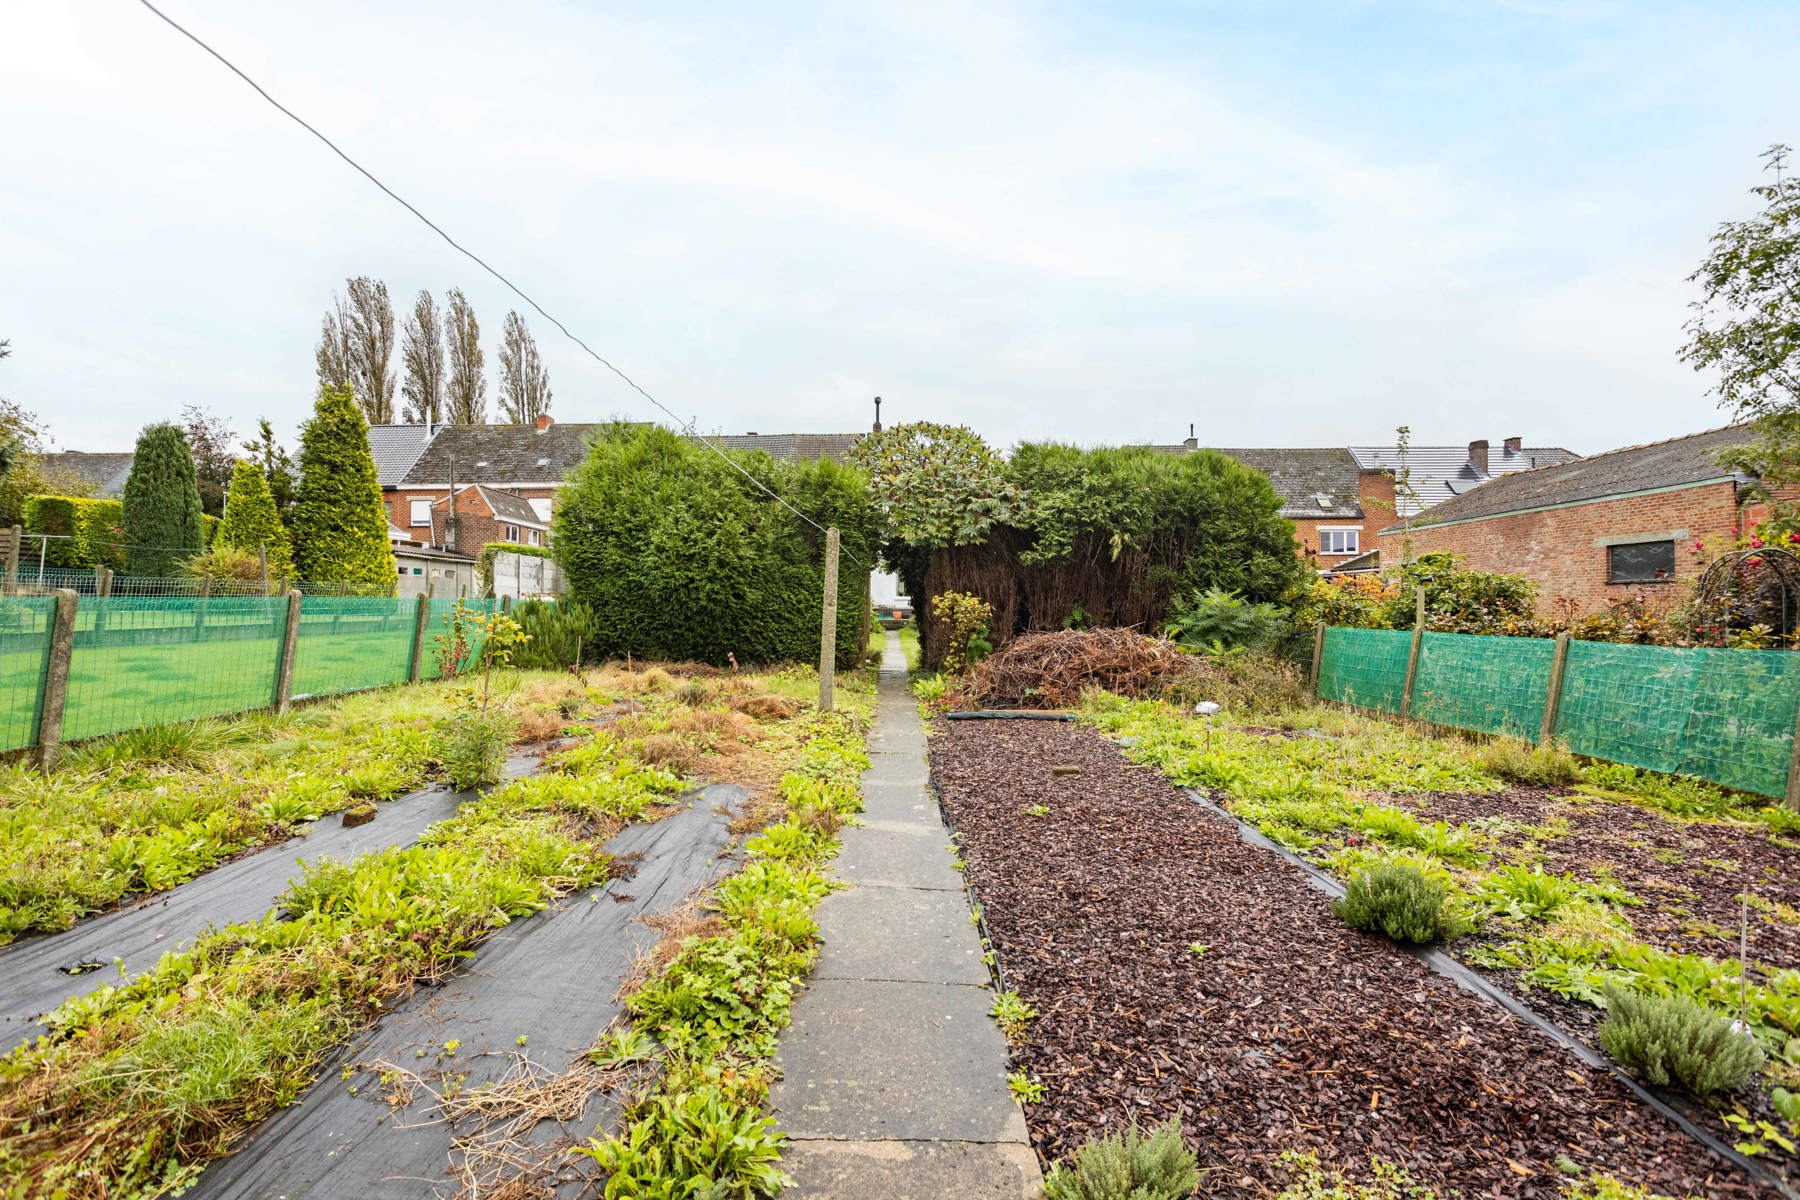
[38,451,134,497]
[1349,443,1579,517]
[1385,425,1754,532]
[702,432,864,462]
[367,424,439,488]
[400,422,601,487]
[474,485,549,528]
[1143,445,1367,519]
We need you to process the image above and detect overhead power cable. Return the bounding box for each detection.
[135,0,864,566]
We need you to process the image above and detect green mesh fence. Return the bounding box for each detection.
[0,598,56,751]
[1552,641,1800,798]
[1316,627,1414,714]
[290,598,417,699]
[1412,632,1553,739]
[63,596,289,741]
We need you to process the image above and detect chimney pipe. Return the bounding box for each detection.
[1503,435,1522,454]
[1182,422,1197,451]
[873,396,883,434]
[535,413,554,433]
[1468,439,1490,474]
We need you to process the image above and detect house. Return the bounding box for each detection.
[1372,425,1762,613]
[37,451,134,497]
[1150,431,1579,570]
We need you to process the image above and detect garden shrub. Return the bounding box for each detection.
[291,385,395,588]
[1333,863,1453,945]
[554,424,878,666]
[510,598,599,670]
[1597,982,1764,1095]
[1165,586,1288,654]
[431,707,514,790]
[21,495,125,570]
[1380,552,1539,635]
[215,459,291,579]
[121,423,205,576]
[934,590,994,673]
[1478,738,1582,787]
[1040,1118,1200,1200]
[178,545,266,582]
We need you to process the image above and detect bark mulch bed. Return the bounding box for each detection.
[930,719,1771,1198]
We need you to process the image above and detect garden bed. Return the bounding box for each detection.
[930,716,1768,1196]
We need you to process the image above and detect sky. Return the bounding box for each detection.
[1,0,1794,459]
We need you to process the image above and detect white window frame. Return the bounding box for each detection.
[409,499,432,527]
[1318,527,1360,555]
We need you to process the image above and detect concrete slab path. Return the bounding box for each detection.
[771,632,1041,1199]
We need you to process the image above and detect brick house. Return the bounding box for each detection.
[1372,425,1762,614]
[383,416,587,554]
[1150,433,1572,569]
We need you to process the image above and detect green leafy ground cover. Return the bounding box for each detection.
[0,660,875,1198]
[1085,693,1800,1159]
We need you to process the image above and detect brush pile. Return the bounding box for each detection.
[962,628,1212,710]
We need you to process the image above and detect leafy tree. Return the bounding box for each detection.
[401,289,445,424]
[850,421,1022,548]
[444,288,486,424]
[497,310,552,424]
[0,398,95,527]
[555,423,877,664]
[180,403,237,517]
[121,423,204,575]
[291,385,396,588]
[216,459,292,579]
[1684,144,1800,420]
[316,276,397,423]
[241,418,297,525]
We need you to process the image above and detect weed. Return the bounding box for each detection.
[1274,1150,1436,1199]
[990,991,1037,1044]
[1024,804,1051,818]
[1479,738,1582,787]
[433,707,516,790]
[1006,1069,1045,1104]
[1333,864,1454,946]
[589,1025,659,1069]
[1562,1175,1696,1200]
[1599,982,1764,1095]
[1041,1119,1200,1200]
[581,1079,788,1198]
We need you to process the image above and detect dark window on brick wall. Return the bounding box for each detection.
[1607,540,1675,584]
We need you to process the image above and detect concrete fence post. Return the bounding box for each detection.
[408,593,431,683]
[259,545,270,597]
[818,527,840,713]
[34,588,79,769]
[3,525,19,595]
[1540,632,1572,748]
[274,590,303,713]
[1399,585,1426,719]
[1310,621,1327,697]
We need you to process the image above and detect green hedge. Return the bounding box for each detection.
[554,424,877,666]
[21,496,126,570]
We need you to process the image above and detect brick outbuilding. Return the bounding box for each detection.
[1373,425,1764,614]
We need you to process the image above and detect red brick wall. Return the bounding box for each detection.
[1292,470,1396,568]
[1373,481,1749,614]
[386,486,554,554]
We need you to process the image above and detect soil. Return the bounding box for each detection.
[929,718,1772,1197]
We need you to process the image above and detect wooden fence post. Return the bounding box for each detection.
[35,589,79,770]
[1310,621,1327,697]
[818,527,840,713]
[1540,632,1571,748]
[3,525,19,595]
[274,590,303,713]
[409,594,431,683]
[1399,585,1426,718]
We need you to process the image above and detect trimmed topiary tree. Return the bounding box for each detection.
[291,385,395,589]
[217,459,292,580]
[554,423,878,665]
[121,422,204,576]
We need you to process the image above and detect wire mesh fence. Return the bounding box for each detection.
[0,593,500,755]
[1317,626,1800,799]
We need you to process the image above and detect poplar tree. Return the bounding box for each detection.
[444,288,486,424]
[315,277,398,423]
[401,289,445,424]
[497,309,552,424]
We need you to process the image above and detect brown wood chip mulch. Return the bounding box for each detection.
[928,719,1772,1198]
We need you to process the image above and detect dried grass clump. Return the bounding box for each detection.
[730,693,801,721]
[630,734,704,776]
[619,898,726,999]
[511,705,568,744]
[963,628,1212,710]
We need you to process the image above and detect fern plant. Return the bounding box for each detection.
[1041,1119,1200,1200]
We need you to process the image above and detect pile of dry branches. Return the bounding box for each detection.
[961,628,1212,710]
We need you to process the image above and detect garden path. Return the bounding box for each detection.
[769,632,1040,1198]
